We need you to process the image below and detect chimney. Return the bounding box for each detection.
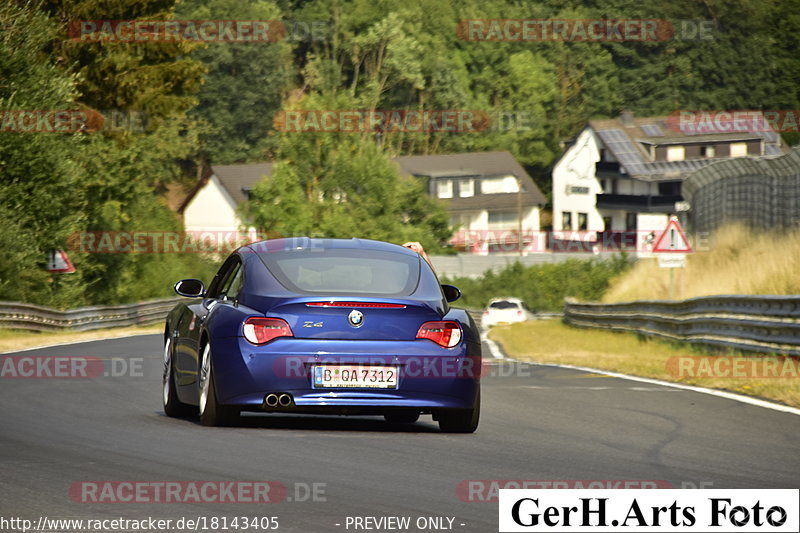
[620,109,634,127]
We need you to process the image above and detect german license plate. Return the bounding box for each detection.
[312,365,398,389]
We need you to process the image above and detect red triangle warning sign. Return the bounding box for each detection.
[652,217,692,253]
[46,249,76,273]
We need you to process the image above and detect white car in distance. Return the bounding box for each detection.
[481,298,529,328]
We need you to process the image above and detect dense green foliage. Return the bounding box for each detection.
[442,256,631,312]
[1,0,217,307]
[175,0,291,164]
[0,0,797,307]
[241,93,452,250]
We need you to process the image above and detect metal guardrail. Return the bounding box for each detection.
[0,298,180,332]
[563,295,800,356]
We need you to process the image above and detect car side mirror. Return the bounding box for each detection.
[441,284,461,303]
[174,279,205,298]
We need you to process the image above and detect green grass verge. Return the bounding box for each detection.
[489,319,800,409]
[0,324,161,353]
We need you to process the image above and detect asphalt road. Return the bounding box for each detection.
[2,333,800,532]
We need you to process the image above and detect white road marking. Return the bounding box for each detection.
[483,335,505,359]
[522,385,681,391]
[526,361,800,417]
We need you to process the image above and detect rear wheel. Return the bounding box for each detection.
[163,337,195,417]
[384,412,420,424]
[438,388,480,433]
[198,343,239,426]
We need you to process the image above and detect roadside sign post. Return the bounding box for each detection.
[652,217,692,299]
[46,249,76,274]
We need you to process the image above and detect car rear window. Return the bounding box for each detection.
[257,248,420,296]
[489,300,520,309]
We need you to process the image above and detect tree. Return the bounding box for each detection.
[0,2,85,305]
[45,0,211,305]
[241,93,451,250]
[176,0,293,164]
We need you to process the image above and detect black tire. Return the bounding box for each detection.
[438,388,480,433]
[384,412,420,424]
[198,343,239,426]
[163,337,196,417]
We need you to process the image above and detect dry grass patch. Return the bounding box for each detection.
[603,224,800,302]
[0,324,161,353]
[490,319,800,408]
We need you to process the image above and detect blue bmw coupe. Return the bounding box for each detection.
[163,237,481,432]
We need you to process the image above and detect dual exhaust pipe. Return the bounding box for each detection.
[264,393,293,408]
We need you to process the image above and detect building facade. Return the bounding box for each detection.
[394,151,546,253]
[181,153,545,253]
[552,112,785,251]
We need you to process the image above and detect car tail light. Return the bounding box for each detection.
[517,310,523,316]
[243,317,293,345]
[416,321,462,348]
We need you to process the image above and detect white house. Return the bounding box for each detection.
[180,152,545,253]
[552,112,786,252]
[394,151,546,253]
[180,163,273,237]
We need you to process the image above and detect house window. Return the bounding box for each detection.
[450,214,470,229]
[602,216,613,232]
[562,212,573,231]
[700,145,716,158]
[487,210,518,229]
[459,179,474,198]
[481,175,519,194]
[658,181,681,196]
[730,142,748,157]
[577,213,588,231]
[666,146,685,161]
[436,179,453,199]
[625,212,637,231]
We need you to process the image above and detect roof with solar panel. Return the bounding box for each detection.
[586,113,787,181]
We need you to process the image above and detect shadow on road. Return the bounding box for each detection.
[156,411,442,433]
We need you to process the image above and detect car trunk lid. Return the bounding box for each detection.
[267,297,443,340]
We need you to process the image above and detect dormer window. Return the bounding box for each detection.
[481,175,519,194]
[459,179,474,198]
[666,146,685,162]
[436,179,453,199]
[730,142,748,157]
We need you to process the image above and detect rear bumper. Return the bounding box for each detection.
[212,336,481,411]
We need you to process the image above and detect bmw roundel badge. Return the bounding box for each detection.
[348,310,364,328]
